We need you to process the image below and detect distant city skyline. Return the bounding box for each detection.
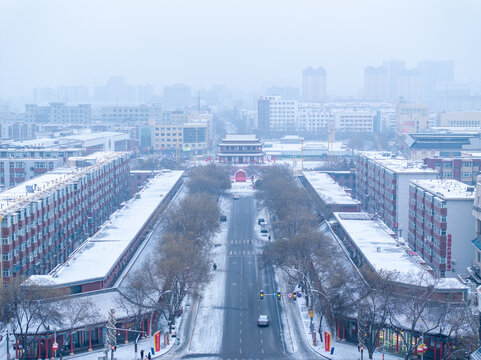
[1,0,480,102]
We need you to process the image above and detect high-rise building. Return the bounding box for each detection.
[417,60,454,103]
[266,86,300,100]
[355,151,438,234]
[396,101,430,134]
[163,84,191,110]
[93,76,154,103]
[100,104,162,123]
[0,152,130,286]
[408,179,475,277]
[25,103,91,124]
[364,59,455,103]
[56,86,90,103]
[363,66,389,101]
[257,96,376,134]
[302,67,327,102]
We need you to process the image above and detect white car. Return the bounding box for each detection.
[233,195,240,200]
[257,315,269,327]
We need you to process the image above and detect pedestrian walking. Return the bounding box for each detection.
[358,343,361,352]
[147,352,152,360]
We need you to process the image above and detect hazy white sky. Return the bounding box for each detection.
[1,0,480,100]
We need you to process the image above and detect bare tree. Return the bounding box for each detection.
[437,303,478,360]
[388,273,447,360]
[187,164,231,196]
[354,270,396,359]
[1,278,63,360]
[163,193,220,248]
[155,234,211,325]
[60,296,102,354]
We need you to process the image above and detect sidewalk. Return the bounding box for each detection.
[61,334,177,360]
[294,299,403,360]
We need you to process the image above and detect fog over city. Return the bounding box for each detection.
[1,0,481,101]
[4,2,481,360]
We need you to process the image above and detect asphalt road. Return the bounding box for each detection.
[220,194,288,360]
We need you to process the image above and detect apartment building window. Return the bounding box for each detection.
[463,162,472,167]
[462,172,472,177]
[444,172,452,178]
[443,163,452,168]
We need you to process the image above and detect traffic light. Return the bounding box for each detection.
[293,291,297,301]
[276,291,281,300]
[260,290,264,300]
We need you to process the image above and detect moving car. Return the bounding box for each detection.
[233,195,240,200]
[257,315,269,327]
[220,215,227,222]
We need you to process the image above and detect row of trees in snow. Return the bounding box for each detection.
[119,165,230,333]
[258,166,478,360]
[0,165,230,359]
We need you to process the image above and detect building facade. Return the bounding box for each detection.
[408,179,475,277]
[0,158,64,190]
[25,103,91,124]
[153,122,208,152]
[396,102,430,134]
[302,66,327,101]
[355,152,438,234]
[0,152,130,290]
[423,156,481,185]
[163,84,191,110]
[99,104,162,123]
[217,134,264,164]
[333,110,376,134]
[438,111,481,127]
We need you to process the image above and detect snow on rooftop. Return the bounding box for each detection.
[358,151,438,174]
[62,131,128,141]
[29,170,183,287]
[333,212,465,289]
[66,151,122,165]
[0,168,78,211]
[411,179,476,200]
[0,152,127,214]
[303,172,359,205]
[265,141,347,152]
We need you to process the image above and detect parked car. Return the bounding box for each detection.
[260,229,268,237]
[258,218,265,225]
[233,195,240,200]
[257,315,269,327]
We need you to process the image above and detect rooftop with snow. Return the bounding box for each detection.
[303,171,359,205]
[411,179,476,200]
[357,151,438,174]
[0,152,126,214]
[28,170,184,287]
[333,212,466,290]
[221,134,261,142]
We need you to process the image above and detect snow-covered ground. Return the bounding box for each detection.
[185,196,231,354]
